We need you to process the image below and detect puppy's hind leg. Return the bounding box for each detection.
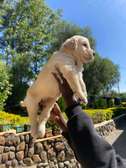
[26,100,39,139]
[38,98,55,138]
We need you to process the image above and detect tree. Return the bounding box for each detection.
[0,0,60,72]
[0,0,60,109]
[48,21,120,96]
[0,61,12,110]
[49,21,96,53]
[83,54,120,96]
[0,0,120,111]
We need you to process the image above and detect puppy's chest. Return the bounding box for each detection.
[47,54,83,74]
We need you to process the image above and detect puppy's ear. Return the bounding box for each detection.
[61,38,77,51]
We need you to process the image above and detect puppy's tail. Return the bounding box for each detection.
[20,100,26,107]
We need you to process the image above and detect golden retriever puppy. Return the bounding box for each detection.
[20,35,95,139]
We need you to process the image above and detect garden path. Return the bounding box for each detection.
[105,117,126,159]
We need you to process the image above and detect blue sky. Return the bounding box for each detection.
[46,0,126,92]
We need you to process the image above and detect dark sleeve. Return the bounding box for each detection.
[64,103,126,168]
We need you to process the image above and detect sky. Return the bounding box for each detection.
[46,0,126,92]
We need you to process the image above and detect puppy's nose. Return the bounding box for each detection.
[93,51,95,56]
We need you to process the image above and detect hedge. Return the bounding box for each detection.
[0,106,126,129]
[85,107,126,124]
[85,109,112,124]
[122,102,126,107]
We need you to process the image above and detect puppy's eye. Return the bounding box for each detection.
[83,43,88,47]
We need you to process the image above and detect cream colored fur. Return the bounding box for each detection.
[21,35,95,139]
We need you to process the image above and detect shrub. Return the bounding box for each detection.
[46,120,59,131]
[110,107,126,118]
[122,102,126,107]
[57,97,66,112]
[0,62,12,110]
[107,99,114,108]
[93,98,107,109]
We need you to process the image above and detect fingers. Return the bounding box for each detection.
[54,66,68,84]
[52,72,63,93]
[53,103,61,112]
[52,103,62,116]
[52,72,61,84]
[55,66,64,78]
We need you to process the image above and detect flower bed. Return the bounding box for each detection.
[0,106,125,132]
[0,111,29,125]
[0,111,29,132]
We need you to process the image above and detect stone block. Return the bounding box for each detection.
[0,146,4,154]
[55,142,65,152]
[57,151,65,162]
[10,146,15,152]
[40,151,47,162]
[16,141,25,151]
[8,151,15,160]
[28,147,34,157]
[11,159,18,167]
[47,148,56,161]
[23,157,33,166]
[32,154,41,163]
[35,142,44,154]
[20,135,25,142]
[0,136,5,146]
[25,134,30,143]
[4,147,10,152]
[16,151,24,161]
[2,152,8,163]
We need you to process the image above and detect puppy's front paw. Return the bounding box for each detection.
[79,97,88,105]
[74,92,88,105]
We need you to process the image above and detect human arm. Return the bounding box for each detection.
[79,72,88,103]
[65,104,124,168]
[51,69,126,168]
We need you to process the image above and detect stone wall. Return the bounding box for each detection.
[0,114,125,168]
[95,120,116,137]
[95,114,126,137]
[0,132,80,168]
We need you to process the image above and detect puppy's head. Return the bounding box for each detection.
[60,35,95,64]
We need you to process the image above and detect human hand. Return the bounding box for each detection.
[50,103,68,133]
[52,67,77,107]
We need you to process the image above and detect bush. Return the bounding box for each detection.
[0,62,12,110]
[110,107,126,118]
[107,99,114,108]
[93,98,107,109]
[46,120,59,131]
[88,97,116,109]
[122,102,126,107]
[57,97,66,112]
